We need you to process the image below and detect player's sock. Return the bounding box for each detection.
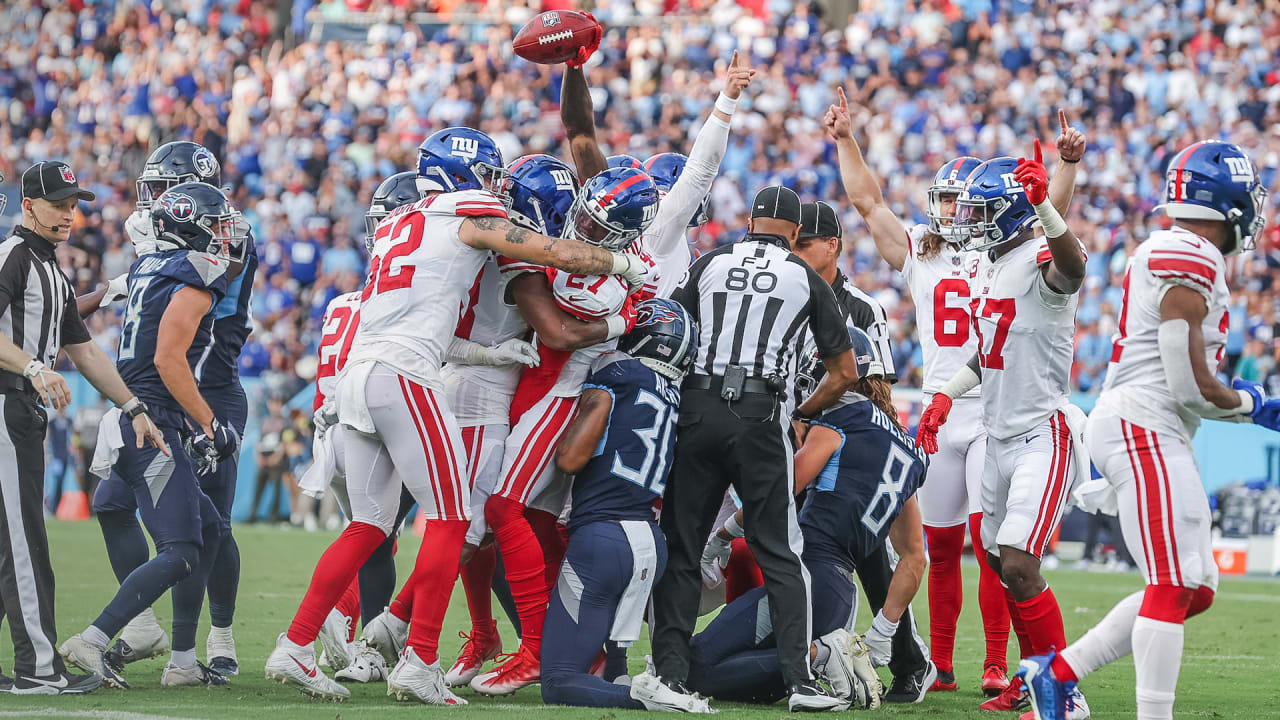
[487,495,548,656]
[389,578,414,624]
[94,541,200,638]
[1003,584,1034,659]
[492,553,522,637]
[207,532,239,629]
[1186,586,1214,619]
[1056,589,1142,682]
[461,543,498,631]
[724,537,763,603]
[406,519,469,664]
[357,532,398,627]
[335,579,361,641]
[603,640,628,682]
[286,521,386,646]
[924,523,965,674]
[528,508,567,589]
[970,513,1009,670]
[171,648,197,669]
[1133,608,1187,720]
[171,522,223,653]
[84,625,111,649]
[98,509,151,585]
[1014,586,1066,656]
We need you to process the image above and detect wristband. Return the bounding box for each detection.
[22,359,45,379]
[605,314,628,340]
[1236,389,1256,416]
[939,365,980,400]
[1061,156,1081,164]
[871,609,899,635]
[122,398,149,420]
[715,92,738,116]
[792,407,815,423]
[610,252,631,276]
[1033,200,1069,239]
[723,513,746,539]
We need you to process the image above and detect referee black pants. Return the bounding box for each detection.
[0,392,66,676]
[652,388,812,689]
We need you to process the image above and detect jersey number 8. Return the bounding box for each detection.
[861,443,914,535]
[117,277,154,362]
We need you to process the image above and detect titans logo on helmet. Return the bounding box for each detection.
[158,193,197,221]
[636,302,681,327]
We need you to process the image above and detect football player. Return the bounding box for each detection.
[690,327,914,711]
[538,299,706,711]
[1020,141,1275,720]
[61,184,244,689]
[264,127,651,704]
[916,138,1090,715]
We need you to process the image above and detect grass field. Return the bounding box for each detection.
[1,520,1278,719]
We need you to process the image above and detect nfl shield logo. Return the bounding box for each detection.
[58,165,75,183]
[542,11,561,27]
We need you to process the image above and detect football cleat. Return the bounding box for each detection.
[885,660,937,704]
[60,634,129,689]
[264,633,349,701]
[0,663,11,693]
[362,608,408,666]
[10,669,102,695]
[444,628,503,687]
[318,609,354,671]
[630,657,715,713]
[982,663,1011,697]
[161,661,229,687]
[469,645,540,696]
[105,613,170,673]
[335,640,388,683]
[788,681,849,712]
[811,629,863,707]
[844,633,884,709]
[206,626,238,676]
[932,669,959,691]
[387,647,466,705]
[981,672,1030,711]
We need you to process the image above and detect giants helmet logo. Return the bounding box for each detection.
[193,148,217,178]
[158,193,196,221]
[450,136,479,163]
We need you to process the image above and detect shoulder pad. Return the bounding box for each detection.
[1142,231,1223,295]
[552,272,629,320]
[152,250,230,298]
[431,190,510,219]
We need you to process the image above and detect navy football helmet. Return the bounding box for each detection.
[136,141,222,210]
[417,127,507,195]
[607,154,644,170]
[645,152,711,228]
[796,324,877,399]
[618,298,698,381]
[151,183,248,261]
[953,157,1037,252]
[1158,140,1268,255]
[365,172,426,249]
[504,154,579,238]
[927,156,982,242]
[566,168,661,250]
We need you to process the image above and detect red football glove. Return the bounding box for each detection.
[619,295,639,334]
[915,394,954,455]
[566,14,602,69]
[1014,138,1049,205]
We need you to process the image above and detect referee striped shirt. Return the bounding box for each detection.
[0,227,91,379]
[671,233,851,385]
[793,271,897,383]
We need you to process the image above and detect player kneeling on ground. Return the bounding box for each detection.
[538,299,709,712]
[689,327,920,711]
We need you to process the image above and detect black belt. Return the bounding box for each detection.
[0,371,33,396]
[683,374,777,396]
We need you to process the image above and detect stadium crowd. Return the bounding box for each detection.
[2,0,1279,413]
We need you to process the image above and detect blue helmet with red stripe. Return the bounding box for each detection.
[928,156,983,242]
[417,127,508,195]
[504,154,579,238]
[954,157,1037,252]
[617,298,698,381]
[607,154,644,170]
[645,152,711,227]
[566,167,661,250]
[1159,141,1268,256]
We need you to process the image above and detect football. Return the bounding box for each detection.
[512,10,602,65]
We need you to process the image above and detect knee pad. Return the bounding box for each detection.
[1139,584,1193,624]
[1186,586,1215,619]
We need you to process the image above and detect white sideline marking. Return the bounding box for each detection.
[0,712,197,720]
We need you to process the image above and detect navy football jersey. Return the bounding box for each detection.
[117,249,230,412]
[567,352,681,532]
[200,235,258,389]
[799,398,928,573]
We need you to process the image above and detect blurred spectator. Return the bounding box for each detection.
[249,396,290,524]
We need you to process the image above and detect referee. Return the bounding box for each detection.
[654,186,859,709]
[0,161,164,694]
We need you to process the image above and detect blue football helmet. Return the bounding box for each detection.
[504,154,579,238]
[1159,140,1268,256]
[617,298,698,381]
[151,182,248,262]
[954,157,1037,252]
[566,167,661,250]
[927,156,983,242]
[137,141,222,210]
[607,154,644,170]
[796,324,877,398]
[365,171,427,249]
[645,152,711,228]
[417,127,507,195]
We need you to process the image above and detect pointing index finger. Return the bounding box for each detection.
[1033,138,1043,165]
[730,50,739,68]
[1058,108,1068,134]
[837,86,848,112]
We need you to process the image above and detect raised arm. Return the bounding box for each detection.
[1047,109,1086,217]
[825,88,908,271]
[460,215,649,287]
[561,66,608,180]
[1016,139,1085,294]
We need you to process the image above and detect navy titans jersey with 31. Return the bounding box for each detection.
[200,234,258,389]
[799,399,928,572]
[567,352,681,532]
[117,249,230,412]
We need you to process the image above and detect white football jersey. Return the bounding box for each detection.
[901,223,981,397]
[315,291,362,407]
[347,189,507,390]
[971,238,1081,440]
[444,256,531,422]
[1095,227,1230,440]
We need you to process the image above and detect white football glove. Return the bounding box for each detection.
[101,273,129,307]
[700,534,732,589]
[313,402,338,439]
[863,610,896,668]
[846,633,884,709]
[125,209,158,256]
[488,338,540,367]
[610,251,651,292]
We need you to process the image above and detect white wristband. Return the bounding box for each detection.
[715,92,738,116]
[22,359,45,379]
[724,513,746,539]
[1034,200,1069,239]
[610,252,632,276]
[120,396,141,414]
[871,609,899,635]
[939,365,980,400]
[605,314,629,341]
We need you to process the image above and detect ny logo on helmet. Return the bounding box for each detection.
[158,193,196,221]
[642,202,658,223]
[451,137,479,163]
[550,168,575,192]
[1000,173,1021,191]
[193,148,217,178]
[1224,156,1254,184]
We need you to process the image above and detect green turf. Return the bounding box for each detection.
[1,520,1277,718]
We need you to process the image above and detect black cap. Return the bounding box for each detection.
[21,161,96,203]
[798,201,843,240]
[750,186,802,226]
